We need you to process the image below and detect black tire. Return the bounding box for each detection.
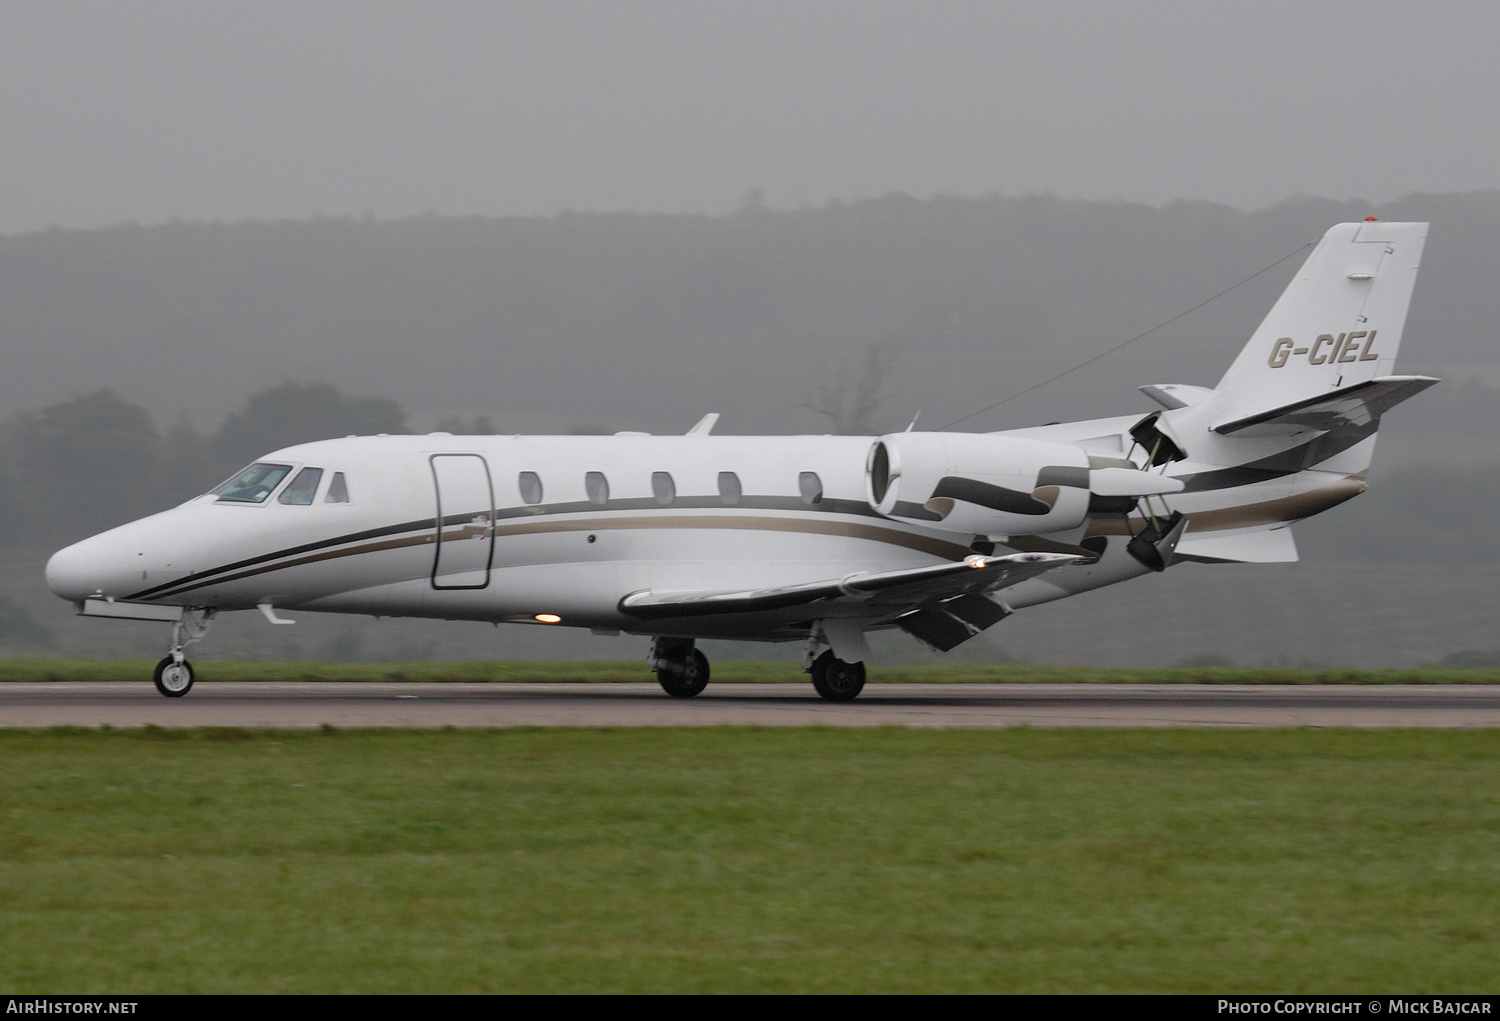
[153,656,194,698]
[656,648,710,698]
[810,650,865,702]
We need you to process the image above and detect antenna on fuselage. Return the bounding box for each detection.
[686,413,720,435]
[934,241,1315,431]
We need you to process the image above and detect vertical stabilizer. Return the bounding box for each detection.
[1214,221,1427,418]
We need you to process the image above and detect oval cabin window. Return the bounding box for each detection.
[717,471,742,505]
[585,471,610,506]
[651,472,676,506]
[518,471,543,505]
[798,471,823,505]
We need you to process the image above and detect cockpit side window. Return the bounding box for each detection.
[213,463,293,504]
[324,471,350,504]
[278,467,324,505]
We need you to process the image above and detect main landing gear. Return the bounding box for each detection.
[649,636,710,698]
[153,609,215,698]
[808,649,866,702]
[647,633,868,702]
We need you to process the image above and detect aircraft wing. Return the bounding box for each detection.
[1211,375,1439,437]
[619,552,1079,642]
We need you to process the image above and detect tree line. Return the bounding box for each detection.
[0,381,408,550]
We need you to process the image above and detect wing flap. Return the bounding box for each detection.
[618,551,1080,620]
[895,592,1014,652]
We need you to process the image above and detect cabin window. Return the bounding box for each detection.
[278,467,324,506]
[651,471,676,505]
[324,472,350,504]
[585,471,610,506]
[717,471,742,505]
[518,471,543,505]
[798,471,824,505]
[213,463,293,504]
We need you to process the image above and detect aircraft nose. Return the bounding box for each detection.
[46,537,104,603]
[45,509,207,604]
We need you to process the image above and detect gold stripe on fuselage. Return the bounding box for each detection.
[143,512,976,599]
[142,476,1364,601]
[1084,474,1366,536]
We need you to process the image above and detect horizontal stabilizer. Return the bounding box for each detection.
[1175,527,1299,564]
[1211,375,1440,437]
[619,552,1079,620]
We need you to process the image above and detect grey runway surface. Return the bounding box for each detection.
[3,682,1500,728]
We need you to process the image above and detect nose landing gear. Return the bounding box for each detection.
[153,609,215,698]
[153,656,194,697]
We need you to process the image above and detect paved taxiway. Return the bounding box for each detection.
[3,682,1499,728]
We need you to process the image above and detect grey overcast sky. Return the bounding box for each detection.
[2,0,1497,234]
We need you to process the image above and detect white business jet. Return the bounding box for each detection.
[47,221,1436,700]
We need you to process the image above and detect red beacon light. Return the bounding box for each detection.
[1365,216,1379,221]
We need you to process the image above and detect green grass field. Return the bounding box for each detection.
[1,727,1497,993]
[2,657,1499,684]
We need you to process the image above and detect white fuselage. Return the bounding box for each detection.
[44,421,1363,644]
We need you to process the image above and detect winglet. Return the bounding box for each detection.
[686,414,720,435]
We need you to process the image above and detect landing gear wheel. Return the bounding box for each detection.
[810,650,865,702]
[153,656,194,698]
[656,648,710,698]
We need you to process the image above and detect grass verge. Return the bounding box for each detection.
[1,727,1497,992]
[2,658,1499,684]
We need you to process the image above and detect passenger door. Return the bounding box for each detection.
[430,454,494,589]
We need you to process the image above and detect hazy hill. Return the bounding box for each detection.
[2,192,1494,444]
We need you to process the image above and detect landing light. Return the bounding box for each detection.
[535,613,562,623]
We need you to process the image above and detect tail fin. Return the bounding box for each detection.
[1214,221,1427,417]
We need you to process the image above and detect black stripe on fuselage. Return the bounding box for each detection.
[125,515,439,601]
[1177,414,1379,493]
[125,493,900,602]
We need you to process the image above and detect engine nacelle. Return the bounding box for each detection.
[866,432,1092,536]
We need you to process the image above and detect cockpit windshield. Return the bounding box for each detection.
[213,463,293,504]
[278,467,324,505]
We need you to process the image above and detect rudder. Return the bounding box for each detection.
[1214,221,1427,419]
